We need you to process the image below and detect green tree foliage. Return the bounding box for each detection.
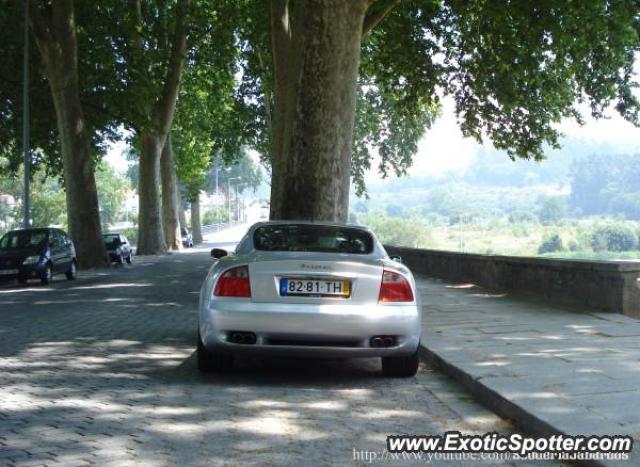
[570,153,640,218]
[0,158,131,234]
[608,193,640,220]
[590,223,638,252]
[95,163,131,227]
[0,2,119,177]
[238,0,640,203]
[202,207,228,225]
[210,154,264,196]
[538,197,567,225]
[171,8,245,202]
[538,233,564,254]
[365,214,434,248]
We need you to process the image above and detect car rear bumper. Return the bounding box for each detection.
[108,251,120,261]
[199,300,421,358]
[0,263,47,281]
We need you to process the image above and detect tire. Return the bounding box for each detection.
[40,264,53,285]
[382,351,419,378]
[65,260,77,280]
[126,253,132,264]
[197,333,233,373]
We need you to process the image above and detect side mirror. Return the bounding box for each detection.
[390,255,403,263]
[211,248,228,259]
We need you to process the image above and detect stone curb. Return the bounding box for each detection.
[418,344,606,467]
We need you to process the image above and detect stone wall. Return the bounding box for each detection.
[385,246,640,318]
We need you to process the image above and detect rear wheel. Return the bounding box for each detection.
[65,260,77,280]
[40,264,53,285]
[382,351,419,378]
[197,333,233,373]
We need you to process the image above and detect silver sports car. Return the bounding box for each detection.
[198,221,422,377]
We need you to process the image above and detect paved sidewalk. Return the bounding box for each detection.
[417,275,640,466]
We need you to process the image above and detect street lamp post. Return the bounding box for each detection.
[227,177,241,225]
[235,183,241,223]
[22,0,30,229]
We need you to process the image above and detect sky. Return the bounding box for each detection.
[380,97,640,181]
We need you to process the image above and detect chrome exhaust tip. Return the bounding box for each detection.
[370,336,396,348]
[371,337,385,348]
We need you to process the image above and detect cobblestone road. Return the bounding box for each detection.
[0,234,551,466]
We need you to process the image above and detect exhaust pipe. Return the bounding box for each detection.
[229,332,256,345]
[371,337,385,348]
[370,336,396,348]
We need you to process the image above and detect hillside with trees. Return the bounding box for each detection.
[354,136,640,259]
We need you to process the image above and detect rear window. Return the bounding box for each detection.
[253,224,374,254]
[103,234,120,247]
[0,230,48,250]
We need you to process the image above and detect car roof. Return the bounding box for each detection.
[5,228,51,234]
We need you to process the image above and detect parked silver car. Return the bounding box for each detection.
[198,221,421,377]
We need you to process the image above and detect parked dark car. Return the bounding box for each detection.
[0,228,77,285]
[181,227,193,248]
[103,233,133,264]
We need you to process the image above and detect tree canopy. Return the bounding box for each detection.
[2,0,640,254]
[235,0,640,199]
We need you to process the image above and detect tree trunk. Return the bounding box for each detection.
[178,190,188,230]
[137,133,167,255]
[161,135,182,251]
[269,0,370,222]
[191,194,203,244]
[129,0,189,255]
[29,0,108,269]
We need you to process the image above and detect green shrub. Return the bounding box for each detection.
[538,197,567,226]
[202,207,228,225]
[508,210,537,224]
[538,233,564,254]
[590,224,638,252]
[366,215,435,249]
[120,227,138,246]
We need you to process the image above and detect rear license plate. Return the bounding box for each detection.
[280,278,351,298]
[0,269,18,276]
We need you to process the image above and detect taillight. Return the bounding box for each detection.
[214,266,251,297]
[378,270,414,303]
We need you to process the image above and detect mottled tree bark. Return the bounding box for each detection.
[29,0,108,269]
[161,135,182,251]
[191,195,203,244]
[134,0,189,255]
[269,0,371,222]
[137,133,167,254]
[178,190,188,231]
